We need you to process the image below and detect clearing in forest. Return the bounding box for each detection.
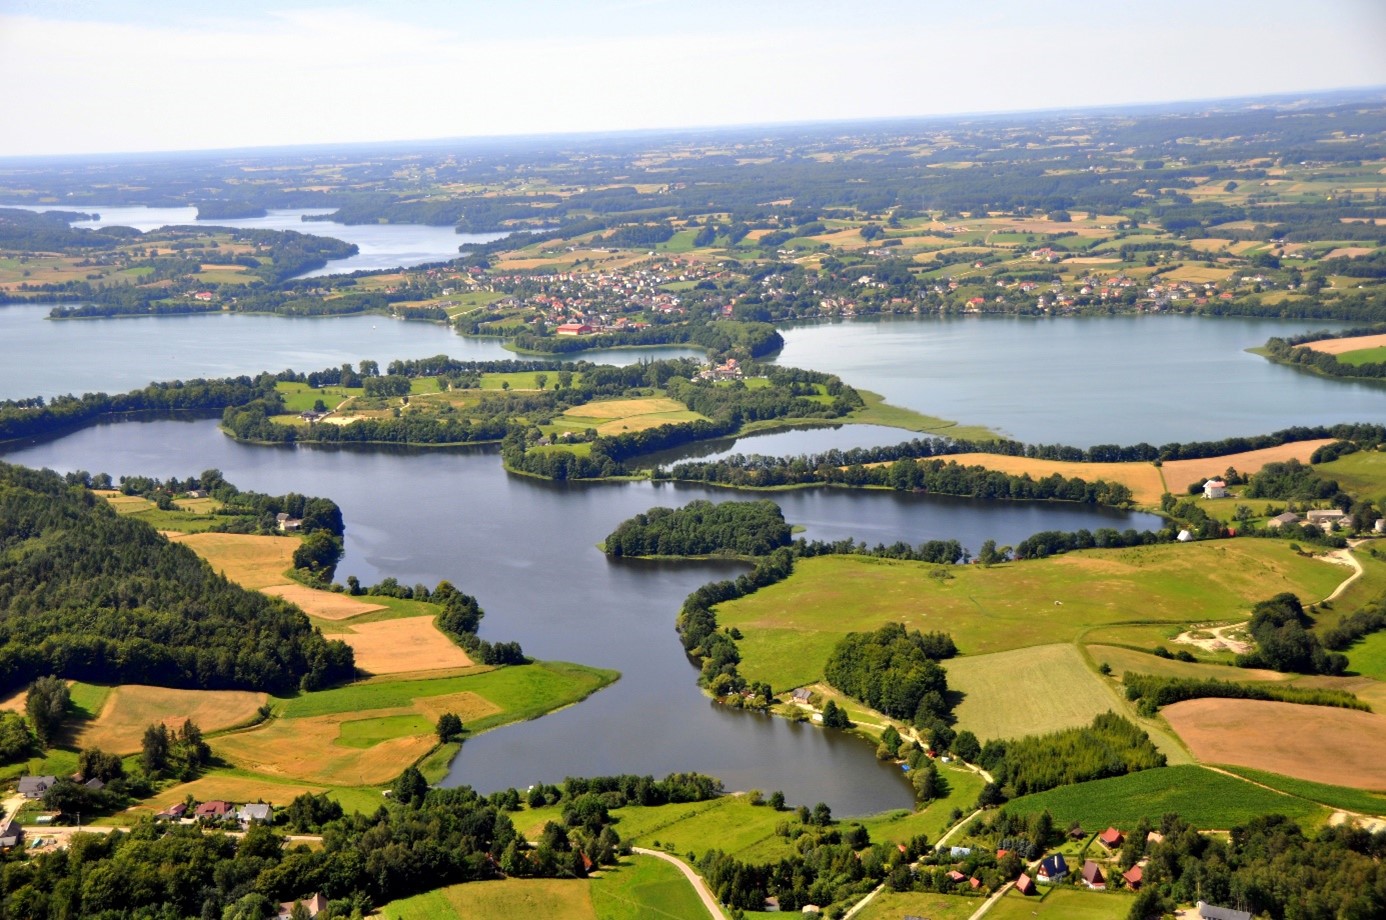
[69,685,267,754]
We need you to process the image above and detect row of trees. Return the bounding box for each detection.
[1122,672,1367,714]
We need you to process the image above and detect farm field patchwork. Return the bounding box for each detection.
[327,616,473,675]
[1158,440,1334,492]
[717,541,1344,690]
[945,644,1126,741]
[1163,698,1386,789]
[1000,764,1330,829]
[68,684,267,754]
[260,583,387,620]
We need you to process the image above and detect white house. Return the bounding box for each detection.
[1203,479,1227,499]
[1177,529,1195,542]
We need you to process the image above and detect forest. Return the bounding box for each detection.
[0,463,355,694]
[822,623,958,729]
[976,712,1166,798]
[602,499,792,557]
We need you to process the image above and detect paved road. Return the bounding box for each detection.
[632,846,727,919]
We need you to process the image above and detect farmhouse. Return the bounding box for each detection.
[1196,901,1252,920]
[17,775,56,799]
[155,803,189,821]
[194,800,234,821]
[1267,512,1300,528]
[1037,853,1068,883]
[237,803,274,827]
[1203,479,1228,499]
[1305,509,1347,530]
[1081,860,1106,889]
[275,512,303,532]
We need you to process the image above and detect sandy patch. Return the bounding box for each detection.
[261,584,386,621]
[1160,440,1335,490]
[1164,698,1386,789]
[338,618,473,676]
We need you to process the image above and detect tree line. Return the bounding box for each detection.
[975,712,1166,799]
[1122,672,1367,713]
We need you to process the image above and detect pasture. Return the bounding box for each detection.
[1347,631,1386,680]
[69,685,267,754]
[854,891,978,920]
[718,541,1344,689]
[1216,766,1386,816]
[945,644,1126,741]
[987,886,1134,920]
[1001,764,1329,829]
[380,878,596,920]
[1163,698,1386,789]
[1317,448,1386,504]
[552,396,706,437]
[589,856,714,920]
[1337,346,1386,366]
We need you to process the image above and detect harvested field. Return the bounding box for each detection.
[1163,264,1233,283]
[567,396,689,418]
[1160,440,1335,489]
[946,644,1124,741]
[1164,698,1386,789]
[1325,247,1376,260]
[215,711,438,785]
[336,617,472,675]
[260,583,386,620]
[1302,332,1386,355]
[71,685,267,754]
[938,453,1166,505]
[166,532,296,589]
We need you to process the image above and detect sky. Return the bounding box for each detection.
[2,0,1384,158]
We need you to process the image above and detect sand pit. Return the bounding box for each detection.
[1164,698,1386,789]
[338,618,473,676]
[261,584,386,621]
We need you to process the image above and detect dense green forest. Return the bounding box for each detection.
[0,463,354,694]
[823,623,958,729]
[1235,592,1348,675]
[976,712,1166,798]
[603,499,792,557]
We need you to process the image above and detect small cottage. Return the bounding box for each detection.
[1081,860,1106,889]
[1037,853,1068,883]
[1203,479,1227,499]
[1015,873,1036,896]
[1098,827,1124,849]
[1123,865,1144,890]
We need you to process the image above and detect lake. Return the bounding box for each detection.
[0,417,1159,814]
[1,204,506,277]
[775,314,1383,446]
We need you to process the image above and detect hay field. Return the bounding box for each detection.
[1164,698,1386,789]
[719,542,1344,690]
[166,532,296,588]
[71,685,267,754]
[215,710,439,785]
[1301,332,1386,355]
[260,584,386,620]
[1160,440,1334,489]
[555,396,706,436]
[334,617,472,675]
[1163,264,1233,283]
[854,892,977,920]
[939,453,1167,505]
[945,644,1126,741]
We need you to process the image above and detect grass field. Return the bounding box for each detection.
[381,878,596,920]
[164,532,297,589]
[1337,346,1386,366]
[939,453,1168,505]
[1318,449,1386,504]
[589,855,714,920]
[848,390,998,440]
[1164,699,1386,789]
[987,886,1134,920]
[717,541,1344,690]
[275,381,361,412]
[96,491,225,533]
[68,684,267,754]
[1001,764,1329,829]
[946,644,1126,741]
[1216,765,1386,816]
[1347,631,1386,680]
[857,764,987,844]
[1087,645,1287,682]
[552,396,706,437]
[854,890,980,920]
[598,796,798,864]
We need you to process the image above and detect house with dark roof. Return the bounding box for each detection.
[194,800,234,821]
[0,818,20,848]
[1037,853,1068,883]
[1196,901,1252,920]
[17,775,56,799]
[1081,860,1106,889]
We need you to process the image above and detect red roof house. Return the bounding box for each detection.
[1123,865,1144,890]
[1015,874,1036,896]
[1099,827,1124,849]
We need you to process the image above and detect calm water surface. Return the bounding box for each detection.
[1,418,1158,813]
[776,314,1383,445]
[3,204,505,277]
